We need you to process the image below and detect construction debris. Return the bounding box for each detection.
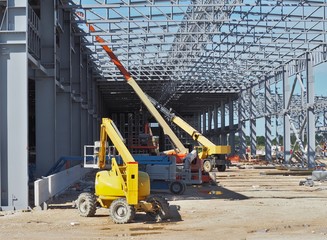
[311,170,327,181]
[299,178,314,187]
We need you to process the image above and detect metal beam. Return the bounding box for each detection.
[221,101,227,145]
[250,83,256,157]
[306,52,316,168]
[0,3,28,210]
[283,66,291,163]
[238,90,247,159]
[228,98,235,154]
[265,78,272,162]
[36,0,56,177]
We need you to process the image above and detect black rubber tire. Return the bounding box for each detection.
[77,192,97,217]
[217,164,227,172]
[180,181,187,194]
[203,160,213,173]
[169,181,185,195]
[146,195,170,222]
[109,198,135,224]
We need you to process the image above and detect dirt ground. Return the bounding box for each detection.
[1,163,327,240]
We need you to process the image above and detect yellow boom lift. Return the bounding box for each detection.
[146,95,231,172]
[86,23,205,185]
[76,118,170,224]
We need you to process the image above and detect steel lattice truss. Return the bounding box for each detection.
[241,93,327,121]
[66,0,327,112]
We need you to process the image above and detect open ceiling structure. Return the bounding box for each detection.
[66,0,327,113]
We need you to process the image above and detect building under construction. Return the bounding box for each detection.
[1,0,327,211]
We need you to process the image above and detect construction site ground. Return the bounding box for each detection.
[1,161,327,240]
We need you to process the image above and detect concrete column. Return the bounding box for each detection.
[306,53,316,168]
[283,66,291,163]
[250,85,256,157]
[265,78,272,162]
[0,1,28,209]
[229,98,235,154]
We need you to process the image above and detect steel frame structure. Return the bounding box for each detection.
[67,0,327,164]
[1,0,327,210]
[1,0,103,210]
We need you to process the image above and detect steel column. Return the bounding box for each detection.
[283,66,291,163]
[56,92,72,156]
[202,110,206,134]
[229,98,235,154]
[306,53,316,168]
[56,10,72,158]
[208,106,212,133]
[221,101,227,145]
[36,78,56,176]
[86,64,94,144]
[213,104,218,144]
[36,0,56,177]
[238,91,247,159]
[250,84,256,157]
[196,112,203,133]
[265,78,272,161]
[71,38,82,156]
[80,55,88,148]
[0,2,28,209]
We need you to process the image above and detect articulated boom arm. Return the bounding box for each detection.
[98,118,136,169]
[147,95,215,145]
[90,25,188,155]
[98,118,139,204]
[147,95,231,157]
